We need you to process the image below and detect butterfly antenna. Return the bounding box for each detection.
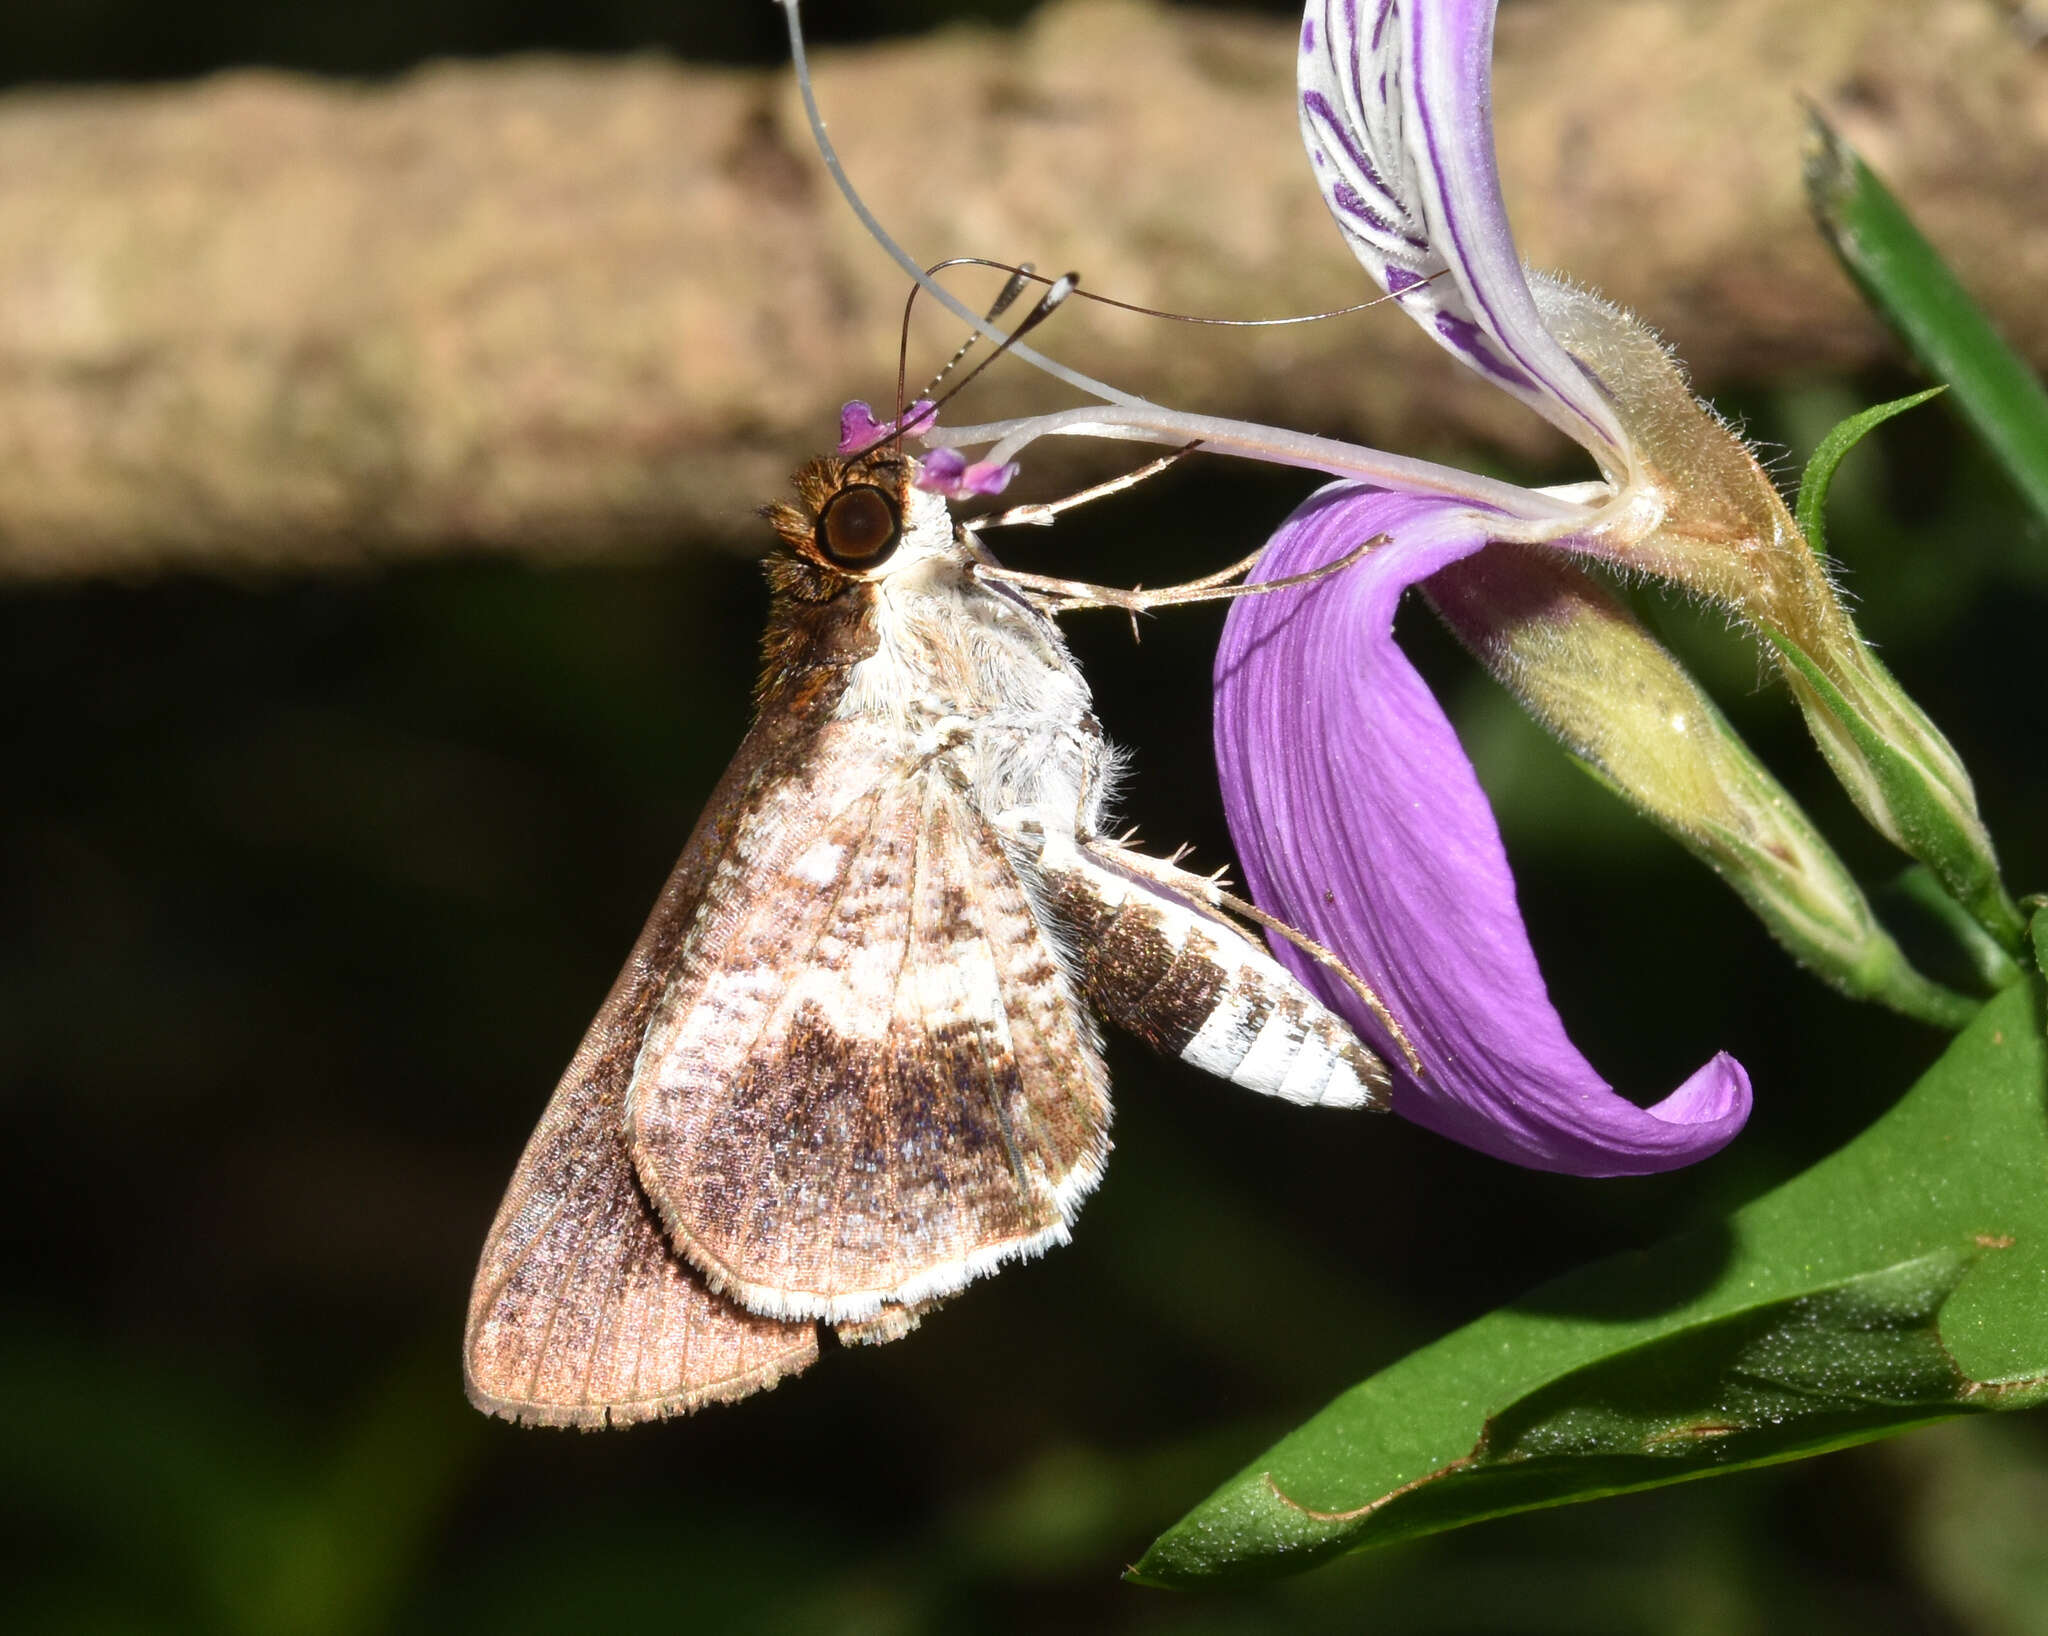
[921,272,1079,421]
[916,253,1427,443]
[884,263,1040,464]
[904,254,1442,334]
[917,263,1038,400]
[778,0,1145,409]
[1052,264,1443,327]
[850,271,1081,463]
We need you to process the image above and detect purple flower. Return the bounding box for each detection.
[1204,0,1755,1173]
[1274,1,2014,977]
[1217,487,1747,1173]
[872,0,1988,1171]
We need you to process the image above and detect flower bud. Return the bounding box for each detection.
[1426,545,1975,1026]
[1770,631,2024,950]
[1531,281,2021,950]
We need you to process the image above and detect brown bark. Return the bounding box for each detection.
[1,0,2042,579]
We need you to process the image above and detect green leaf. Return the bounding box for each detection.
[1794,388,1945,559]
[1805,111,2048,524]
[1135,983,2048,1586]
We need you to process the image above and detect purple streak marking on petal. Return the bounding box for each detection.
[1343,9,1376,161]
[1402,0,1623,453]
[1404,8,1542,390]
[1302,15,1315,51]
[1332,180,1401,238]
[1213,485,1751,1174]
[1371,0,1394,51]
[1384,266,1423,294]
[1574,353,1621,405]
[1302,92,1400,216]
[1436,311,1535,390]
[1311,0,1371,183]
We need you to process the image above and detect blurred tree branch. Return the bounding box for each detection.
[0,0,2042,579]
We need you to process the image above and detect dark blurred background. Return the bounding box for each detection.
[6,3,2048,1633]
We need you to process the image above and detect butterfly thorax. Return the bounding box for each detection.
[761,455,1112,838]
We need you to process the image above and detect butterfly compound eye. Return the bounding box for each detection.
[814,484,901,569]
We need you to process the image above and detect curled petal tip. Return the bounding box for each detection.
[1647,1052,1753,1132]
[1391,1051,1752,1178]
[1521,1051,1753,1178]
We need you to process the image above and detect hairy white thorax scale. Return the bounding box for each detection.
[832,485,1112,841]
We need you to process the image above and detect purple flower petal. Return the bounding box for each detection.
[916,445,968,487]
[1298,0,1627,463]
[958,460,1021,496]
[1214,483,1751,1174]
[912,446,1019,499]
[837,398,937,453]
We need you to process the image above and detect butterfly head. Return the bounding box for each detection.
[763,448,962,599]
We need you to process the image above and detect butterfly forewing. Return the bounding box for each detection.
[464,778,822,1426]
[465,1122,817,1426]
[625,764,1111,1324]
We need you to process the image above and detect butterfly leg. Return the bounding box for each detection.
[998,813,1394,1111]
[967,531,1387,619]
[959,442,1201,535]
